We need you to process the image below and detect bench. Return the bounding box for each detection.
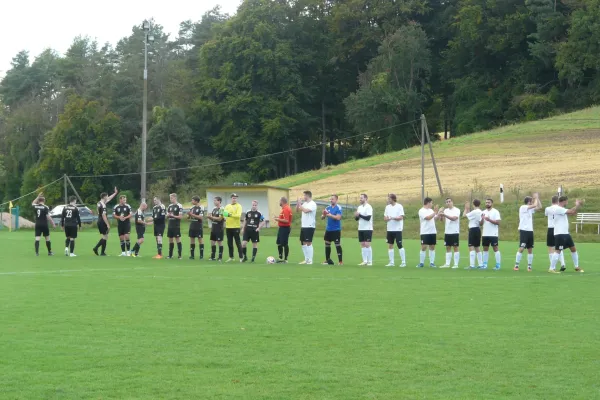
[573,213,600,234]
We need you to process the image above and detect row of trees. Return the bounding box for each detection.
[1,0,600,206]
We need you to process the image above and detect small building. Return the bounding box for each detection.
[205,185,290,228]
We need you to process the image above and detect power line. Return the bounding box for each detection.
[70,119,420,178]
[0,177,64,208]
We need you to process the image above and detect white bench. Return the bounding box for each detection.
[573,213,600,234]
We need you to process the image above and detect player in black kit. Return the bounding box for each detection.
[32,193,56,256]
[61,196,81,257]
[152,197,167,259]
[207,196,225,261]
[113,195,133,256]
[167,193,183,259]
[241,200,265,263]
[93,187,118,256]
[188,195,205,260]
[131,202,148,257]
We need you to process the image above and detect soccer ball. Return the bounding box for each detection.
[266,256,276,264]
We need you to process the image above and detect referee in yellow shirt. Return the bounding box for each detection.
[224,193,243,262]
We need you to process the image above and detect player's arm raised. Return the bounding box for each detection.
[463,201,471,217]
[566,199,584,215]
[106,187,119,204]
[32,192,42,206]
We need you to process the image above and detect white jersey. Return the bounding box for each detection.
[443,207,461,234]
[545,205,556,228]
[384,203,404,232]
[300,200,317,228]
[553,206,570,235]
[418,208,437,235]
[465,209,483,229]
[482,208,501,237]
[518,205,535,232]
[357,203,374,231]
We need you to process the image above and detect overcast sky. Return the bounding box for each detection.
[0,0,241,77]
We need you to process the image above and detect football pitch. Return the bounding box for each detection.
[1,230,599,399]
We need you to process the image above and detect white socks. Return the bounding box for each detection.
[399,248,405,264]
[388,249,394,264]
[419,251,426,265]
[469,251,476,267]
[445,252,460,266]
[549,252,566,266]
[494,251,501,264]
[366,247,372,263]
[307,245,313,262]
[515,252,522,265]
[477,252,483,266]
[429,250,435,265]
[527,253,533,266]
[302,245,308,261]
[445,252,452,266]
[483,251,489,264]
[571,251,579,268]
[454,252,460,267]
[550,252,559,270]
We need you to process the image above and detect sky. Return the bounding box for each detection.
[0,0,241,77]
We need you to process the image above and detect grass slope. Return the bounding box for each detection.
[267,107,600,201]
[1,230,599,399]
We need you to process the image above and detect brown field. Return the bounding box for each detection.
[287,130,600,202]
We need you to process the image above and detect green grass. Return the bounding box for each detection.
[1,229,599,399]
[266,106,600,189]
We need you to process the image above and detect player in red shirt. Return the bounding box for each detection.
[273,197,293,263]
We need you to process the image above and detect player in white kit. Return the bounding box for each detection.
[438,197,461,269]
[355,194,374,266]
[514,193,541,271]
[464,199,484,269]
[549,196,584,273]
[544,196,565,270]
[417,197,440,268]
[384,193,406,267]
[482,198,502,270]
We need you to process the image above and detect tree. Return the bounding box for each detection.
[345,23,431,153]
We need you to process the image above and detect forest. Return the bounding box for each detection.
[1,0,599,205]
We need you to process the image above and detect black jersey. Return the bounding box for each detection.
[189,205,204,226]
[114,203,132,222]
[97,201,107,222]
[245,210,264,229]
[134,209,146,225]
[61,205,81,227]
[153,204,166,224]
[167,203,183,227]
[33,204,50,226]
[210,207,224,232]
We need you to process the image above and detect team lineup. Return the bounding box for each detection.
[30,189,584,272]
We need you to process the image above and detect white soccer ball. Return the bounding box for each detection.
[266,256,276,264]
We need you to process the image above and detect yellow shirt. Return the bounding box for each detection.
[224,203,243,229]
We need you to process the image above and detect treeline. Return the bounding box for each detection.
[1,0,599,206]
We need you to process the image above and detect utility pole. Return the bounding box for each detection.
[141,20,154,203]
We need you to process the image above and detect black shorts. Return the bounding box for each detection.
[554,234,575,251]
[482,236,499,247]
[210,230,224,242]
[276,226,291,246]
[444,233,459,247]
[136,225,146,239]
[519,230,534,249]
[189,225,203,239]
[64,226,78,239]
[154,223,165,237]
[358,230,373,243]
[468,227,481,247]
[167,226,181,238]
[324,230,341,244]
[421,234,437,246]
[97,221,109,235]
[386,231,403,248]
[300,227,316,243]
[35,225,50,237]
[243,228,260,243]
[546,228,555,247]
[118,222,131,236]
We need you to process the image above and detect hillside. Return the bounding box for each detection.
[268,107,600,202]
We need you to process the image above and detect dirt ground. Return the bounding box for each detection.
[289,130,600,202]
